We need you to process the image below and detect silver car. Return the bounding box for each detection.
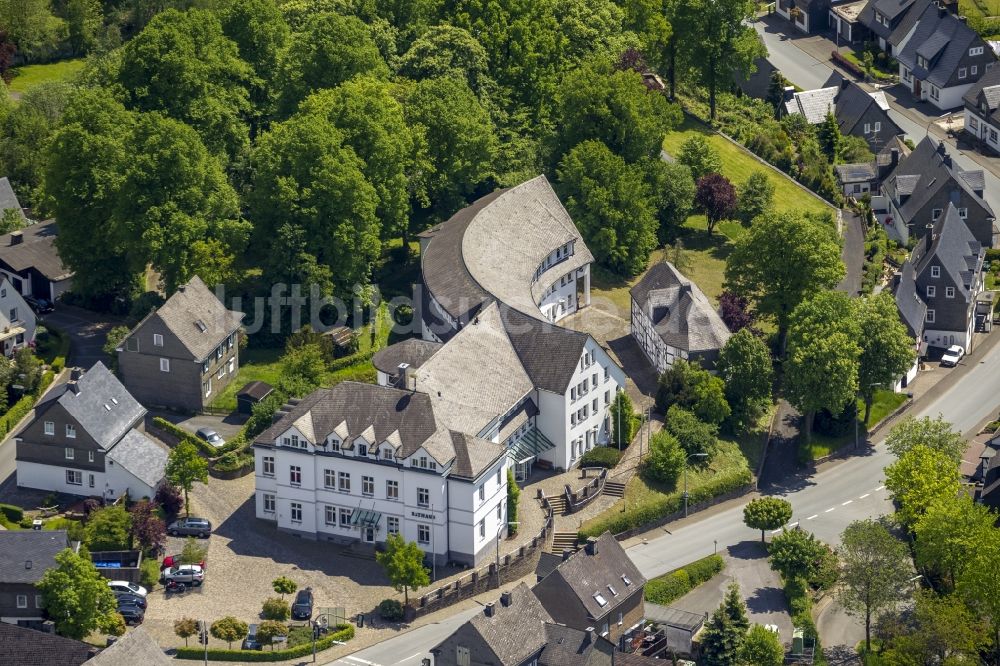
[167,517,212,538]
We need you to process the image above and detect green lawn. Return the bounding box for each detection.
[7,58,86,94]
[800,389,909,461]
[839,51,896,82]
[661,118,835,220]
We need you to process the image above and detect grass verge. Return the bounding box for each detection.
[7,58,86,94]
[799,390,909,461]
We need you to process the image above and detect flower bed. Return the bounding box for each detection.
[175,624,354,661]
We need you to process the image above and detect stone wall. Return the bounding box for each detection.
[565,467,607,513]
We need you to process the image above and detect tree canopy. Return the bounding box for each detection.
[718,329,773,431]
[743,497,792,543]
[885,444,962,530]
[885,415,965,463]
[165,440,209,517]
[376,533,430,606]
[37,548,120,639]
[856,294,915,423]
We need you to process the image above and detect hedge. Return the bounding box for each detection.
[175,624,355,661]
[152,417,218,457]
[579,467,753,538]
[784,576,818,639]
[579,447,623,469]
[0,503,23,522]
[645,554,725,605]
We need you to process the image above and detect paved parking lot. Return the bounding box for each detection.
[39,305,126,370]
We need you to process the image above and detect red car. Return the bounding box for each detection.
[161,555,206,571]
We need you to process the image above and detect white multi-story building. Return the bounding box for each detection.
[253,382,508,566]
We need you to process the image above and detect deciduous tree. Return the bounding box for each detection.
[885,415,965,462]
[556,140,658,276]
[736,171,774,226]
[174,617,198,646]
[856,294,915,423]
[768,528,828,581]
[271,576,297,599]
[165,441,208,517]
[642,430,686,485]
[219,0,289,123]
[740,624,784,666]
[677,134,722,180]
[211,616,249,649]
[880,591,990,665]
[37,548,120,639]
[742,497,792,543]
[398,25,491,98]
[718,290,756,333]
[129,500,165,554]
[884,444,961,530]
[643,158,696,244]
[664,405,716,457]
[718,329,773,430]
[255,619,287,650]
[915,493,995,588]
[696,173,737,234]
[376,534,430,606]
[725,211,845,351]
[86,505,132,552]
[655,359,730,425]
[837,519,912,652]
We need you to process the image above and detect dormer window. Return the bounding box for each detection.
[358,444,368,457]
[608,585,618,597]
[381,448,393,460]
[330,439,340,451]
[594,592,608,607]
[290,434,299,448]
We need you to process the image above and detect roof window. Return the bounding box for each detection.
[195,319,208,332]
[622,575,632,586]
[594,592,608,607]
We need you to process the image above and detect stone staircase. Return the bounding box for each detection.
[546,495,568,515]
[603,480,626,498]
[551,531,581,554]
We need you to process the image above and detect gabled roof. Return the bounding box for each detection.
[36,362,145,451]
[877,136,912,168]
[0,530,69,584]
[86,626,171,666]
[415,302,533,435]
[630,262,731,354]
[888,0,933,46]
[0,176,25,221]
[882,137,993,229]
[896,4,992,88]
[963,66,1000,123]
[0,623,93,666]
[539,624,614,666]
[500,306,590,394]
[833,80,900,137]
[106,429,168,488]
[0,220,72,282]
[135,276,243,362]
[539,533,646,621]
[462,583,553,666]
[895,260,928,338]
[785,86,838,123]
[371,338,443,375]
[835,162,879,183]
[911,203,984,301]
[449,430,507,480]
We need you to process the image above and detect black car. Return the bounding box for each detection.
[114,591,147,609]
[242,623,261,650]
[291,587,313,620]
[117,603,145,625]
[24,296,54,314]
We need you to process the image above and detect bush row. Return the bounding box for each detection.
[578,467,753,538]
[175,624,355,661]
[579,447,623,469]
[645,554,725,605]
[784,576,818,640]
[0,369,55,439]
[0,503,23,522]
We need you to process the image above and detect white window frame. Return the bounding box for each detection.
[959,208,969,219]
[972,65,979,76]
[338,471,350,492]
[290,502,302,523]
[362,475,374,496]
[65,424,75,439]
[418,487,430,508]
[324,469,335,488]
[43,421,54,435]
[289,465,301,486]
[927,286,937,297]
[153,333,163,347]
[339,507,351,528]
[932,208,943,221]
[927,309,936,323]
[387,516,400,535]
[971,46,985,56]
[263,456,275,477]
[66,470,82,486]
[88,450,94,463]
[160,358,170,372]
[263,493,275,513]
[324,505,336,526]
[418,523,431,545]
[931,266,941,278]
[16,594,27,609]
[386,479,399,500]
[874,122,881,132]
[64,447,74,460]
[959,67,968,79]
[946,286,956,298]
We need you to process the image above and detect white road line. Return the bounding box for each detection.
[825,507,836,512]
[842,500,853,506]
[876,485,885,491]
[788,521,798,528]
[859,493,870,499]
[342,657,378,666]
[807,514,818,520]
[771,528,782,534]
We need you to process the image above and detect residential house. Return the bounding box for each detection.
[962,66,1000,152]
[15,362,168,500]
[835,135,911,197]
[830,0,871,44]
[858,0,928,53]
[0,277,36,357]
[417,176,626,477]
[893,260,927,388]
[253,380,509,566]
[0,221,73,303]
[0,623,95,666]
[532,533,647,643]
[873,136,996,247]
[0,177,26,223]
[0,530,74,628]
[87,626,171,666]
[430,582,655,666]
[895,3,997,110]
[630,261,731,373]
[372,338,442,388]
[117,275,243,412]
[785,76,903,151]
[775,0,831,33]
[898,203,985,350]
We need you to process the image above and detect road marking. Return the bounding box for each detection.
[876,485,885,491]
[341,657,378,666]
[841,500,853,506]
[807,514,818,520]
[825,507,836,512]
[788,522,798,528]
[400,653,423,663]
[859,493,870,499]
[771,529,782,534]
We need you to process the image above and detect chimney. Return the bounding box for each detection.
[890,147,899,168]
[938,2,947,17]
[782,86,795,103]
[562,549,573,561]
[958,14,967,23]
[70,368,83,381]
[41,620,55,634]
[178,283,186,292]
[8,230,22,246]
[484,602,495,617]
[500,591,513,607]
[584,537,599,556]
[841,77,850,90]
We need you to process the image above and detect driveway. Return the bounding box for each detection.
[148,411,247,442]
[836,211,864,298]
[39,305,126,370]
[816,595,864,665]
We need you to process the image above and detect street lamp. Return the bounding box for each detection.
[495,521,520,587]
[683,453,709,518]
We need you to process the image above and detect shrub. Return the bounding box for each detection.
[642,431,685,485]
[174,624,355,661]
[506,468,520,535]
[18,517,33,528]
[645,554,725,605]
[579,447,623,469]
[140,557,160,591]
[261,597,290,621]
[155,484,184,517]
[378,598,404,621]
[213,450,253,473]
[0,503,23,523]
[664,405,717,457]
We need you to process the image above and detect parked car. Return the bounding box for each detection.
[291,587,313,620]
[24,296,54,314]
[242,623,261,650]
[195,427,225,448]
[107,580,148,597]
[114,591,147,609]
[117,604,145,626]
[161,554,206,571]
[941,345,965,367]
[161,564,205,586]
[167,517,212,538]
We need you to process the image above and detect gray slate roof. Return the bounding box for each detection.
[963,67,1000,124]
[500,306,590,394]
[858,0,917,39]
[0,530,69,584]
[835,162,878,183]
[0,220,72,281]
[630,262,731,354]
[541,533,646,621]
[464,583,553,666]
[888,0,933,46]
[896,4,994,88]
[371,338,443,375]
[143,276,243,362]
[107,429,168,489]
[895,260,927,337]
[38,362,146,451]
[87,626,171,666]
[0,176,25,220]
[0,623,93,666]
[911,202,984,301]
[540,624,612,666]
[785,86,838,123]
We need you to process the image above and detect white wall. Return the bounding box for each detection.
[105,459,157,500]
[0,278,36,357]
[538,269,580,323]
[17,461,103,497]
[927,82,973,111]
[965,109,1000,150]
